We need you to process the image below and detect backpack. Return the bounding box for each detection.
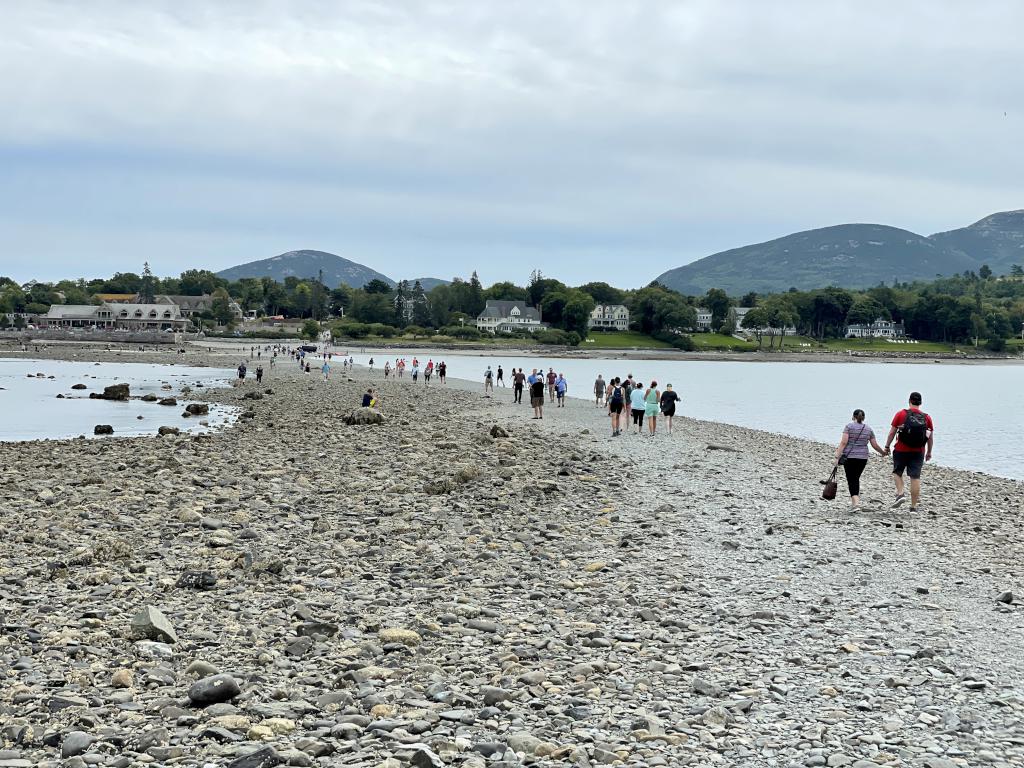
[898,409,928,448]
[610,386,624,405]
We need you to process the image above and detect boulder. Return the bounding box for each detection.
[102,383,130,400]
[130,605,177,644]
[157,426,180,436]
[71,383,87,390]
[490,424,509,438]
[343,407,384,426]
[94,425,114,435]
[141,393,158,402]
[189,673,241,706]
[184,403,209,416]
[158,397,177,406]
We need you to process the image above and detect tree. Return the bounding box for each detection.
[364,278,392,295]
[720,309,738,336]
[210,288,236,327]
[579,282,625,305]
[301,319,321,341]
[139,262,156,303]
[467,271,485,317]
[979,264,993,280]
[762,295,799,349]
[703,288,731,332]
[740,292,758,308]
[179,269,224,296]
[741,306,770,349]
[846,296,888,326]
[411,280,432,327]
[1011,264,1023,277]
[562,290,596,338]
[393,280,410,326]
[484,281,528,301]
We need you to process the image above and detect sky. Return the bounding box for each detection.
[1,0,1022,288]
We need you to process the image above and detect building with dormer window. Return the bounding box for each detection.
[476,300,545,333]
[588,304,630,331]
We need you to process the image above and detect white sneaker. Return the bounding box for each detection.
[890,494,906,509]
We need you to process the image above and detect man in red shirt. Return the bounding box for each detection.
[883,391,934,513]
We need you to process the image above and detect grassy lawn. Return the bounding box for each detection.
[816,337,957,354]
[689,333,758,351]
[583,332,673,349]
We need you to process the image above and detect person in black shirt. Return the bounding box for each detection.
[660,384,679,434]
[512,369,526,403]
[530,376,545,419]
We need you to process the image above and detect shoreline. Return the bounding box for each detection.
[1,343,1022,767]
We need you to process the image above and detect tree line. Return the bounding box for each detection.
[3,263,1022,349]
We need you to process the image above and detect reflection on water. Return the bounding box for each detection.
[0,359,237,441]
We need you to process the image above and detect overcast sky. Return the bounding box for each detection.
[1,1,1021,287]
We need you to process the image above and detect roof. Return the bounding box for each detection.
[478,300,541,321]
[109,303,183,319]
[45,304,103,319]
[157,294,213,310]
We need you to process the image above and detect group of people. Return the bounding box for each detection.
[593,374,679,436]
[485,367,567,417]
[382,357,448,384]
[832,391,935,513]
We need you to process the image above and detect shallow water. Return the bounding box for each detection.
[0,359,237,441]
[351,348,1024,480]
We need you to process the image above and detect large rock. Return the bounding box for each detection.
[343,407,384,426]
[102,383,130,400]
[157,426,180,436]
[61,731,94,758]
[189,674,241,706]
[93,424,114,435]
[226,746,282,768]
[158,397,178,406]
[130,606,177,644]
[184,403,209,416]
[71,383,87,390]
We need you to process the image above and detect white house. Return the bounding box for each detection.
[43,302,188,331]
[845,318,906,339]
[695,309,714,330]
[476,300,545,333]
[588,304,630,331]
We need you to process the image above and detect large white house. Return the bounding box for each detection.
[588,304,630,331]
[845,318,906,338]
[43,303,188,331]
[476,300,545,333]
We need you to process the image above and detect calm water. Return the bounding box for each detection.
[0,359,237,441]
[354,348,1023,480]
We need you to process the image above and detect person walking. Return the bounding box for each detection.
[497,365,505,387]
[424,359,434,384]
[546,368,557,402]
[530,374,545,418]
[555,373,567,407]
[411,362,419,382]
[644,381,661,435]
[237,362,247,385]
[622,375,634,425]
[484,366,494,393]
[255,365,264,384]
[659,384,679,434]
[883,391,934,513]
[368,357,374,371]
[439,361,447,384]
[834,409,887,510]
[594,375,606,406]
[384,361,391,379]
[322,361,331,381]
[513,368,525,403]
[629,381,646,434]
[607,377,624,436]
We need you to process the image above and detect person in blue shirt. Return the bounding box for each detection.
[555,374,568,407]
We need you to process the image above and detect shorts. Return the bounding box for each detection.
[892,450,924,479]
[531,396,544,408]
[609,402,623,414]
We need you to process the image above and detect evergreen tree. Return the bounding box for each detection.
[139,262,156,303]
[411,280,432,327]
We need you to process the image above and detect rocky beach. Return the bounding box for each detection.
[1,341,1022,768]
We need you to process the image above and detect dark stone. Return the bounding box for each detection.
[242,391,263,400]
[61,731,94,758]
[226,746,282,768]
[158,397,177,406]
[93,425,114,435]
[297,621,339,638]
[184,403,209,415]
[141,393,158,402]
[102,383,130,401]
[71,383,87,390]
[157,426,180,436]
[188,674,241,706]
[176,571,217,590]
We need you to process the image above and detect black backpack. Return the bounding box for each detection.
[898,409,928,448]
[610,386,624,405]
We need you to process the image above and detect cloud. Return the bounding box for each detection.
[0,0,1021,284]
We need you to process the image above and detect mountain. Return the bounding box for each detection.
[401,277,450,292]
[656,224,979,295]
[929,210,1024,276]
[217,250,394,289]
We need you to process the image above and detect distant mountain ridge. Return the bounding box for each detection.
[656,210,1024,295]
[216,250,450,291]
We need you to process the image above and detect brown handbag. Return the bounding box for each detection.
[821,465,839,500]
